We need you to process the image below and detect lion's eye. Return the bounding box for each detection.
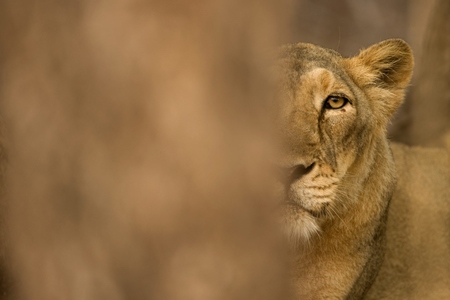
[324,96,348,109]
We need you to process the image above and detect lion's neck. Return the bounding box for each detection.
[295,137,396,300]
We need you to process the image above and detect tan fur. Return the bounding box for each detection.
[277,39,450,299]
[366,144,450,299]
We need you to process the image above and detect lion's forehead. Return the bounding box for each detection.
[288,68,355,114]
[277,43,343,90]
[278,43,356,104]
[277,66,358,162]
[296,68,336,111]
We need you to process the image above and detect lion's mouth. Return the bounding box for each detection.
[278,161,332,219]
[280,201,321,243]
[283,198,328,218]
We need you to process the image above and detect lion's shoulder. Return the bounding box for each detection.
[390,142,449,212]
[391,142,449,180]
[367,142,450,299]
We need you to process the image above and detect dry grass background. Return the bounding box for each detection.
[0,0,448,299]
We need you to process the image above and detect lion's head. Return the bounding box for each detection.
[275,39,414,244]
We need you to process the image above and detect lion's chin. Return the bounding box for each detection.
[282,203,321,246]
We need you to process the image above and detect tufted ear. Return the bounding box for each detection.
[345,39,414,121]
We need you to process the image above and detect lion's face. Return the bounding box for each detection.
[275,40,414,244]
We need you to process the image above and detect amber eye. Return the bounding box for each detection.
[324,96,348,109]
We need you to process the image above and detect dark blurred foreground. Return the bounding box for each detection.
[0,0,448,299]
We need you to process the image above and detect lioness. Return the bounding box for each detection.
[277,39,450,299]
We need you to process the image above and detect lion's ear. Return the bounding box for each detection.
[345,39,414,120]
[352,39,414,88]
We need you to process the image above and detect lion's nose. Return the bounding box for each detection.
[285,162,315,185]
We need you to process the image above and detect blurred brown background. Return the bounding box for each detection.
[0,0,448,299]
